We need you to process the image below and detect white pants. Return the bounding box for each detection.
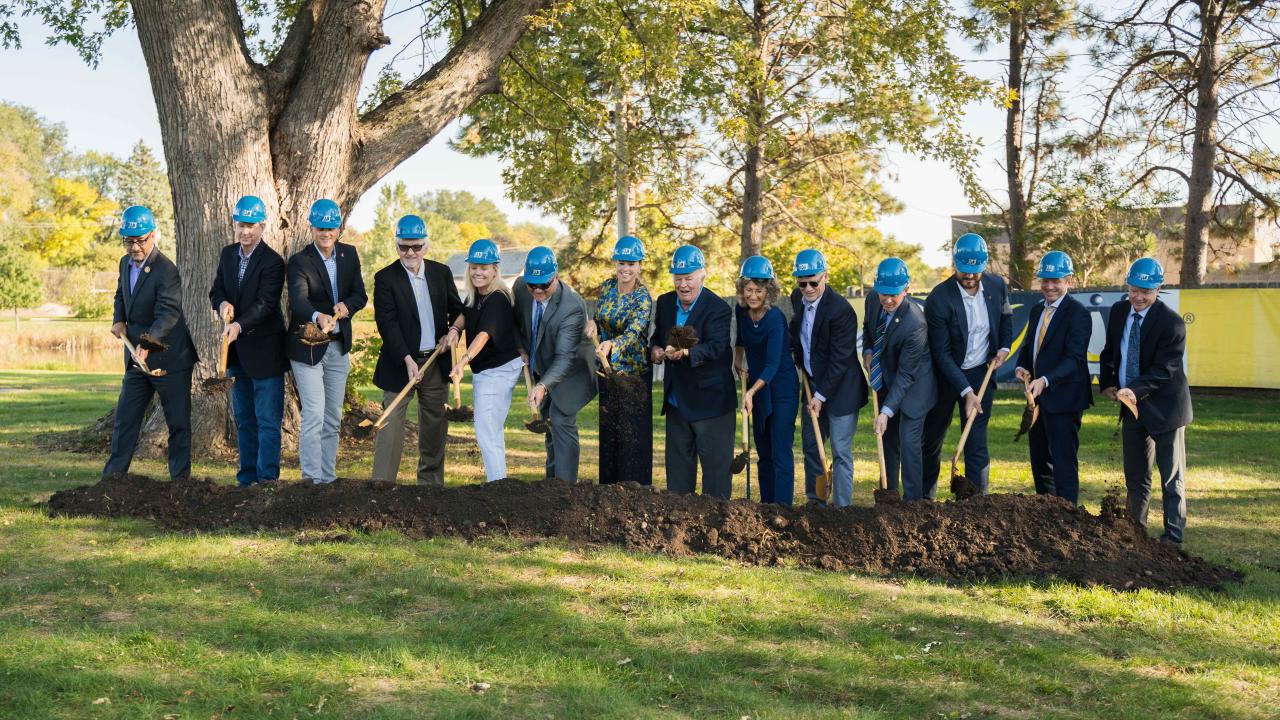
[472,356,523,482]
[291,343,350,483]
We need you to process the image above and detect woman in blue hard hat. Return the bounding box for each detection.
[734,256,799,504]
[450,239,524,481]
[584,235,654,485]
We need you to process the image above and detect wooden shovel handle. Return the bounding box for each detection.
[739,370,749,453]
[952,361,997,465]
[800,374,828,467]
[373,344,446,430]
[857,354,889,490]
[121,334,160,376]
[218,330,230,376]
[522,363,542,421]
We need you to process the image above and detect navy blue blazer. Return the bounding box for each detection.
[862,293,936,419]
[924,274,1014,396]
[650,288,736,422]
[285,242,367,365]
[113,249,198,373]
[208,242,287,379]
[1098,299,1192,434]
[788,286,868,416]
[1015,293,1093,415]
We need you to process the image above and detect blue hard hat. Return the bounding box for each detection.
[873,257,911,295]
[232,195,267,224]
[669,245,705,274]
[1126,257,1164,289]
[1036,250,1074,279]
[792,248,827,277]
[953,232,989,273]
[309,198,342,229]
[612,235,645,262]
[524,246,558,283]
[119,205,156,237]
[396,214,428,240]
[739,255,775,280]
[466,238,500,265]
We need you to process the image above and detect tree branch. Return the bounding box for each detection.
[263,0,321,107]
[353,0,552,193]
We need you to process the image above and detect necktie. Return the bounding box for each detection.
[238,254,250,284]
[1124,313,1142,387]
[870,311,890,391]
[530,300,544,374]
[1034,305,1055,370]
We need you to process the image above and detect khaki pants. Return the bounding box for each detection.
[371,365,448,485]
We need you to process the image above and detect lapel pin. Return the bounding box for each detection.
[144,266,151,274]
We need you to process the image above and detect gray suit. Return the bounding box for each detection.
[514,278,598,483]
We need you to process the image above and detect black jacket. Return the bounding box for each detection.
[788,286,868,416]
[651,288,736,422]
[1098,299,1192,434]
[924,274,1014,396]
[1015,293,1093,415]
[285,242,367,365]
[862,293,936,419]
[208,242,287,378]
[113,249,197,373]
[372,259,465,392]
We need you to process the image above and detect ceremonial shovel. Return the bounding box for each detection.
[857,358,890,493]
[521,364,550,434]
[1013,376,1039,442]
[800,373,831,503]
[121,334,165,377]
[362,344,447,431]
[950,361,995,500]
[443,338,474,422]
[200,330,236,392]
[731,370,750,475]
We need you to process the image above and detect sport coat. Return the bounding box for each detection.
[650,288,737,422]
[1015,293,1093,415]
[789,286,868,416]
[372,259,465,392]
[924,274,1014,396]
[113,249,197,373]
[863,293,936,419]
[513,278,597,415]
[285,241,367,365]
[1098,298,1192,434]
[208,242,287,378]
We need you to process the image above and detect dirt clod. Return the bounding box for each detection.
[47,475,1242,591]
[667,326,699,350]
[296,323,330,346]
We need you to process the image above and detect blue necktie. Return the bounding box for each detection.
[1124,313,1141,387]
[531,301,544,374]
[870,311,890,391]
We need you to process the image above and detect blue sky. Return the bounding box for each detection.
[0,11,1013,266]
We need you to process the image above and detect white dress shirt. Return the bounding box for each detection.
[403,261,437,352]
[958,281,991,371]
[1016,293,1067,386]
[799,294,825,402]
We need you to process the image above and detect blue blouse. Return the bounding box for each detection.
[594,277,653,376]
[735,305,798,418]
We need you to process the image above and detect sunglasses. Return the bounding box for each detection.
[527,281,552,291]
[797,280,820,289]
[397,244,424,254]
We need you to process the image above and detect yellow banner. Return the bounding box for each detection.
[1182,288,1280,389]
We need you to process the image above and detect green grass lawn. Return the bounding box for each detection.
[1,370,1277,718]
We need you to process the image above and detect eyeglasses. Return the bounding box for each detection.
[397,244,424,254]
[527,281,552,291]
[797,280,820,289]
[121,238,146,247]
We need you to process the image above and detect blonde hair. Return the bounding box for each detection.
[464,264,513,307]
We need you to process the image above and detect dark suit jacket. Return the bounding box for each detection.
[372,259,465,392]
[285,242,367,365]
[208,242,286,378]
[113,249,197,373]
[1015,293,1093,415]
[1098,299,1192,434]
[924,274,1014,396]
[789,286,868,416]
[650,288,736,422]
[863,293,936,419]
[512,278,598,415]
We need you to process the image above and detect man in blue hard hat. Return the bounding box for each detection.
[921,233,1013,495]
[104,205,199,480]
[1099,258,1192,544]
[1014,250,1092,505]
[650,245,737,499]
[789,248,867,506]
[370,214,465,486]
[209,195,288,486]
[286,198,368,484]
[863,258,936,500]
[513,246,597,483]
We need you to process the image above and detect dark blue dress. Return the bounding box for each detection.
[735,305,800,504]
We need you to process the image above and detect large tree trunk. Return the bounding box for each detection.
[1004,8,1031,289]
[118,0,548,458]
[739,0,768,262]
[1181,0,1222,288]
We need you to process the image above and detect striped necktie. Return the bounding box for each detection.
[870,311,890,391]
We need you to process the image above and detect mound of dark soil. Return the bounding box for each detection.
[47,475,1241,591]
